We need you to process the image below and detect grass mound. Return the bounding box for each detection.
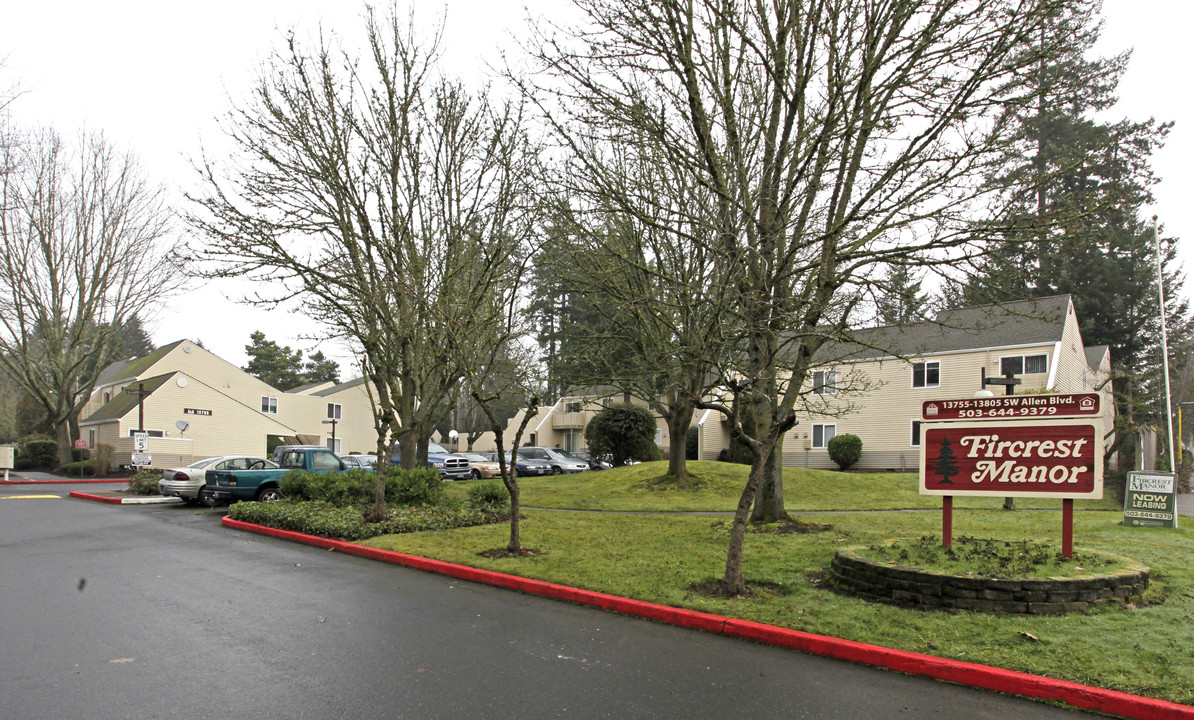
[857,535,1130,578]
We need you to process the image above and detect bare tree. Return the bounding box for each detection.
[0,129,179,465]
[526,0,1050,593]
[186,8,541,519]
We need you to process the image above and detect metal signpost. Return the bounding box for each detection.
[920,393,1104,558]
[132,431,151,467]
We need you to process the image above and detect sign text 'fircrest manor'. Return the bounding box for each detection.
[919,419,1102,499]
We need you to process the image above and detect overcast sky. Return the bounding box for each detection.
[1,0,1189,373]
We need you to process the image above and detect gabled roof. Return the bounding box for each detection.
[82,373,173,422]
[94,340,187,386]
[313,377,368,397]
[286,380,337,395]
[815,295,1073,364]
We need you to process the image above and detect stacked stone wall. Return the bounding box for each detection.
[829,547,1149,615]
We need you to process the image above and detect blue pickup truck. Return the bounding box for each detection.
[207,446,346,503]
[392,441,473,481]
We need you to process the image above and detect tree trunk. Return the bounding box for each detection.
[751,435,789,522]
[665,403,693,480]
[722,446,768,595]
[507,481,521,552]
[55,420,74,468]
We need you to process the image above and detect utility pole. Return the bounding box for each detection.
[122,382,150,432]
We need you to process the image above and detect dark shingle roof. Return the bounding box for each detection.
[815,295,1073,364]
[1085,345,1109,372]
[94,341,186,386]
[312,377,368,397]
[81,373,173,423]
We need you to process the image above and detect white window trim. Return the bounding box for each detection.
[912,361,940,389]
[327,437,341,453]
[327,402,342,420]
[999,352,1049,376]
[812,423,836,449]
[261,396,278,414]
[812,370,837,395]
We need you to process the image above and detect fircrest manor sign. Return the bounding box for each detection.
[919,419,1103,499]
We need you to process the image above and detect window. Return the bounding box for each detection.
[565,401,583,413]
[126,429,164,438]
[261,396,278,414]
[326,403,342,420]
[313,452,342,471]
[1000,353,1048,376]
[326,437,341,454]
[812,370,837,395]
[102,391,110,403]
[911,420,922,447]
[812,423,836,449]
[88,429,96,447]
[912,361,940,388]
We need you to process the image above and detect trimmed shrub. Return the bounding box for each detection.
[227,500,508,542]
[467,480,510,509]
[278,466,444,507]
[17,439,58,468]
[827,433,863,470]
[584,403,659,467]
[387,466,444,506]
[59,461,95,477]
[127,467,161,495]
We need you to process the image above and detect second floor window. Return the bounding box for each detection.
[327,403,342,420]
[1001,354,1048,376]
[565,401,583,413]
[912,361,940,389]
[261,396,278,414]
[812,370,837,395]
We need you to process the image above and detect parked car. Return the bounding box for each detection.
[158,455,277,505]
[209,447,346,503]
[516,446,590,474]
[460,452,502,479]
[570,451,612,471]
[340,454,378,470]
[491,451,553,478]
[391,441,472,481]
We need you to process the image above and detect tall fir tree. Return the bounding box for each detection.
[951,0,1189,467]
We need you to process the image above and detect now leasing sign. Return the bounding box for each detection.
[919,419,1103,499]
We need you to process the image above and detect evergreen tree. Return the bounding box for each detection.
[299,351,339,386]
[934,436,959,485]
[951,0,1189,467]
[876,265,927,326]
[243,331,303,390]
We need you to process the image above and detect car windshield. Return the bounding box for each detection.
[189,457,223,468]
[428,441,451,454]
[462,454,489,462]
[549,449,579,459]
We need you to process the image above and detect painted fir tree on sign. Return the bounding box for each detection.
[935,436,959,484]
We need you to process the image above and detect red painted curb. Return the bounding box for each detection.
[221,517,1193,720]
[68,491,123,504]
[1,478,130,485]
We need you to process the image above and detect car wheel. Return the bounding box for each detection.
[197,487,216,507]
[256,486,284,502]
[472,469,481,479]
[551,466,562,475]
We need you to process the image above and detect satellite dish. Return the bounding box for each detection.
[175,420,190,434]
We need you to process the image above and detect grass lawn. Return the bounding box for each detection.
[444,460,1122,513]
[378,462,1192,705]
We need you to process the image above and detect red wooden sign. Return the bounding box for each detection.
[919,419,1102,499]
[922,392,1100,421]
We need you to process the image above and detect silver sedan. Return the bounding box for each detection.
[158,455,277,505]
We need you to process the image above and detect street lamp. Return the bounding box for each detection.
[322,418,338,452]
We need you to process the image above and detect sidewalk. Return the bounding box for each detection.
[1,470,129,485]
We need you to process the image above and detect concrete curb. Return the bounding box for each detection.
[222,516,1191,720]
[69,491,183,505]
[1,478,130,485]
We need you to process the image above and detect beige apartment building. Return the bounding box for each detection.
[486,296,1113,472]
[79,340,381,468]
[695,295,1114,471]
